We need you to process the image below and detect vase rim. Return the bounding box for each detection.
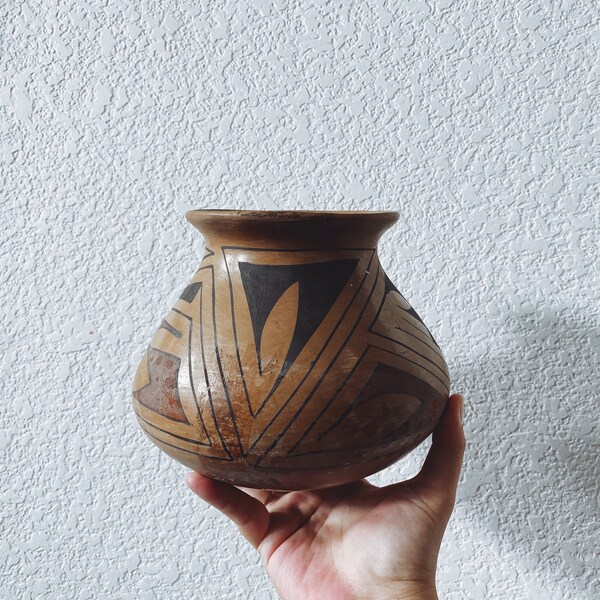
[186,209,399,221]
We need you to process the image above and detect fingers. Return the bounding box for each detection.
[186,472,270,549]
[237,486,283,505]
[414,393,466,504]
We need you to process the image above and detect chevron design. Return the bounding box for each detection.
[132,244,450,488]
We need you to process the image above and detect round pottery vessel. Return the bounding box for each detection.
[132,210,450,490]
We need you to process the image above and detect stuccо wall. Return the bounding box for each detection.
[1,1,598,598]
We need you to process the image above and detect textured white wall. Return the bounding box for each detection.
[1,1,598,598]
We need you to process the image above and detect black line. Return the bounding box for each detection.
[374,325,444,363]
[252,251,375,416]
[302,397,439,456]
[183,287,212,445]
[313,349,375,442]
[210,264,244,456]
[245,252,377,455]
[371,346,450,390]
[293,434,418,458]
[369,333,449,383]
[135,411,211,446]
[368,277,387,328]
[286,346,370,456]
[394,321,444,360]
[223,248,376,422]
[368,289,444,361]
[254,446,407,471]
[204,268,235,459]
[316,345,382,440]
[368,282,443,357]
[254,261,381,464]
[176,270,233,459]
[222,248,254,419]
[394,325,446,362]
[133,399,190,425]
[170,306,212,441]
[193,265,214,276]
[313,358,439,445]
[366,274,446,364]
[286,440,412,457]
[159,319,182,338]
[140,423,233,461]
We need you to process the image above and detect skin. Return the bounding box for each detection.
[187,393,465,600]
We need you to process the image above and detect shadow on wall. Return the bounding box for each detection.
[455,309,599,593]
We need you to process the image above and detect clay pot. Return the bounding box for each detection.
[132,210,449,490]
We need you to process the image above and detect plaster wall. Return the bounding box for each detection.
[1,1,598,598]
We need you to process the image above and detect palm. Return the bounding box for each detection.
[187,395,464,600]
[262,480,444,600]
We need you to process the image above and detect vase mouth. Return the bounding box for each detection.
[186,209,399,248]
[186,209,399,222]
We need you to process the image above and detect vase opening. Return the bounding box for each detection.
[185,209,399,249]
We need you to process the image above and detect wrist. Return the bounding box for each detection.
[371,581,438,600]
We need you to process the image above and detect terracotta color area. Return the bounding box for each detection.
[132,210,450,490]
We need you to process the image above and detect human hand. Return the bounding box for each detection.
[187,394,465,600]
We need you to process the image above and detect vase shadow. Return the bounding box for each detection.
[452,309,598,595]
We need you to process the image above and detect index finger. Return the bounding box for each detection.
[186,472,271,549]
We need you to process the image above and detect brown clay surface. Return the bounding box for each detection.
[133,210,449,490]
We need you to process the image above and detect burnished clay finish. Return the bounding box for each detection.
[132,210,450,490]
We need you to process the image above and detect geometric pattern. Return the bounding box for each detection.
[238,258,358,380]
[132,244,450,488]
[133,346,188,423]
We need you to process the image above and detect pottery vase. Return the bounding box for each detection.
[132,210,450,490]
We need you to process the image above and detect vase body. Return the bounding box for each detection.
[132,210,449,490]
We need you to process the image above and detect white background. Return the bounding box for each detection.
[1,1,598,598]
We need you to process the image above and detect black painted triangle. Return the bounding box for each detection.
[384,272,424,324]
[239,259,358,377]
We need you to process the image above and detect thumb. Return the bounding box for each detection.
[413,394,466,511]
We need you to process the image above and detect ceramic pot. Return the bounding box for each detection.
[132,210,449,490]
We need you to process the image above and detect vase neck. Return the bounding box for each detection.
[186,210,398,249]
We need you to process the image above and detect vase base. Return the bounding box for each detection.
[172,448,421,491]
